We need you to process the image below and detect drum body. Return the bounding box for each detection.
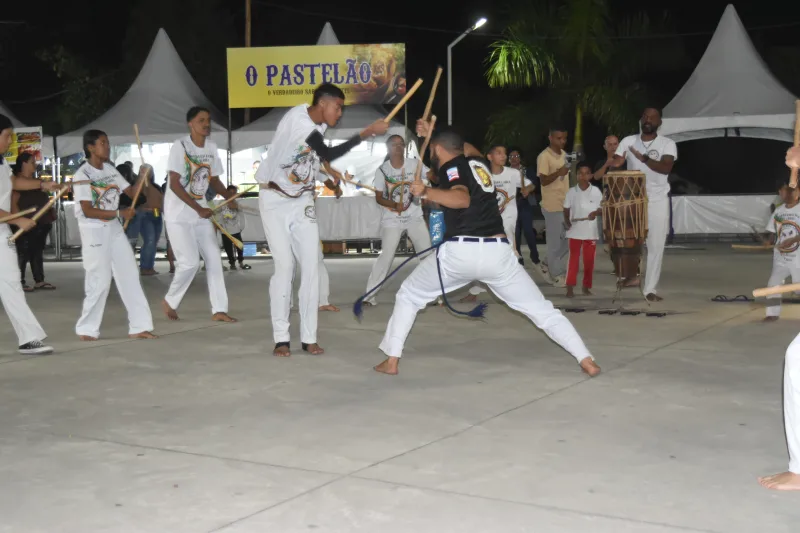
[602,171,648,279]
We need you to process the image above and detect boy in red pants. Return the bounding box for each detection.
[563,162,602,297]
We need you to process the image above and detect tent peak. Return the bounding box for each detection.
[316,23,340,46]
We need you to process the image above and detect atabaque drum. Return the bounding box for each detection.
[602,171,648,280]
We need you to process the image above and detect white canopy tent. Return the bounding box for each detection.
[1,100,56,156]
[56,29,228,157]
[660,4,797,143]
[230,22,414,188]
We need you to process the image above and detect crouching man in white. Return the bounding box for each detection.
[374,125,600,377]
[364,134,432,306]
[73,130,156,340]
[0,114,59,354]
[163,106,237,323]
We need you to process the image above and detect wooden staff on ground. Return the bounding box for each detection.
[383,79,423,123]
[754,283,800,298]
[732,244,773,251]
[9,186,69,242]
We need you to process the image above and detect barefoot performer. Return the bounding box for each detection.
[369,123,600,377]
[72,130,157,340]
[163,106,237,323]
[760,145,800,491]
[762,179,800,322]
[254,83,389,357]
[0,114,59,354]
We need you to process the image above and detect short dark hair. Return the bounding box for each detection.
[576,161,593,173]
[386,134,404,146]
[312,83,345,105]
[227,184,238,191]
[0,114,12,133]
[486,144,506,156]
[643,106,662,118]
[508,147,523,157]
[83,129,107,158]
[549,125,568,134]
[11,152,35,175]
[116,163,135,185]
[430,128,464,153]
[186,106,210,122]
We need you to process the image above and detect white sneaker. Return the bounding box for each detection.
[19,340,53,355]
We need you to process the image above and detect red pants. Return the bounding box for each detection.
[566,239,596,288]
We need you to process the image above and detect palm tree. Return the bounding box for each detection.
[485,0,684,156]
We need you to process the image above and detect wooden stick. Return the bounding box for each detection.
[211,217,243,249]
[0,207,36,224]
[133,124,148,190]
[123,164,149,231]
[421,67,443,123]
[413,115,438,183]
[791,100,800,189]
[732,244,773,251]
[212,191,246,212]
[400,167,405,209]
[384,78,423,123]
[9,186,69,242]
[341,175,379,193]
[754,283,800,298]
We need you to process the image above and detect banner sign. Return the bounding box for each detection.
[2,127,43,164]
[227,43,406,108]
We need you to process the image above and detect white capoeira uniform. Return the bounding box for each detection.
[290,246,331,308]
[468,166,531,296]
[380,155,593,364]
[73,163,153,337]
[255,103,363,345]
[765,202,800,317]
[0,159,48,346]
[163,136,229,315]
[783,334,800,475]
[365,158,433,305]
[616,133,677,296]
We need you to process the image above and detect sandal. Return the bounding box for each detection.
[35,282,56,290]
[239,263,252,270]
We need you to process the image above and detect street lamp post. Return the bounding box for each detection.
[447,17,487,126]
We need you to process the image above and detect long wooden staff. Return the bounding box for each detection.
[792,100,800,189]
[341,175,379,193]
[0,207,36,224]
[211,192,246,212]
[384,79,423,123]
[754,283,800,298]
[732,244,772,251]
[412,68,443,185]
[421,67,443,124]
[123,124,148,231]
[413,115,438,183]
[211,217,243,249]
[9,186,69,242]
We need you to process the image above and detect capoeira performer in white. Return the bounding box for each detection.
[372,122,600,377]
[612,107,677,302]
[162,106,237,322]
[462,144,535,302]
[0,114,59,354]
[763,180,800,322]
[73,130,156,340]
[364,134,432,306]
[759,145,800,491]
[256,83,388,356]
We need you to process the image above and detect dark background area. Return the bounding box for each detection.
[2,0,800,194]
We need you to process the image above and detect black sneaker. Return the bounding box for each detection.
[19,340,53,355]
[229,264,237,270]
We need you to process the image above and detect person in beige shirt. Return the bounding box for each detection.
[537,127,571,285]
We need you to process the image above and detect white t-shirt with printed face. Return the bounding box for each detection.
[164,136,225,223]
[72,163,131,227]
[616,134,677,201]
[373,158,428,227]
[492,167,532,223]
[767,202,800,266]
[255,104,327,196]
[564,184,603,240]
[0,160,12,235]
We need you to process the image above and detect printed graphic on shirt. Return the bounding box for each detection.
[91,183,121,211]
[379,164,415,211]
[468,160,494,192]
[775,215,800,254]
[495,188,510,214]
[182,149,212,199]
[283,145,319,185]
[304,205,316,220]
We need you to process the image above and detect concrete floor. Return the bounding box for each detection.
[0,244,798,532]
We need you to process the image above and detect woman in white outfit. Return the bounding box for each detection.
[72,130,157,341]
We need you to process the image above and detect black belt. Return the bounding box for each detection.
[447,237,509,243]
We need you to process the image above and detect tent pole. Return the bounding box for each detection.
[227,108,233,186]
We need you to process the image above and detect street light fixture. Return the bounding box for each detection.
[448,18,488,126]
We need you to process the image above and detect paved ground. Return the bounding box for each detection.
[1,244,798,532]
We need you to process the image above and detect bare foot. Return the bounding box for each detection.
[622,277,640,287]
[319,304,340,312]
[460,294,478,303]
[759,471,800,491]
[274,345,291,357]
[162,299,179,321]
[764,316,780,322]
[129,331,158,339]
[580,357,601,377]
[78,335,98,341]
[582,287,593,296]
[374,357,399,375]
[302,343,325,355]
[645,293,663,302]
[212,312,237,323]
[566,286,575,298]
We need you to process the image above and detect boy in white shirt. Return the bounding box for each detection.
[563,162,602,297]
[764,179,800,321]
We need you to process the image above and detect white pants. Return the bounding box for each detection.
[291,247,330,307]
[76,223,154,337]
[643,198,670,296]
[379,237,593,363]
[260,190,319,344]
[365,219,432,304]
[766,259,800,317]
[164,219,228,314]
[469,211,518,296]
[785,333,800,473]
[0,229,46,345]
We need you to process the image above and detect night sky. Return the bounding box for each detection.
[4,0,800,193]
